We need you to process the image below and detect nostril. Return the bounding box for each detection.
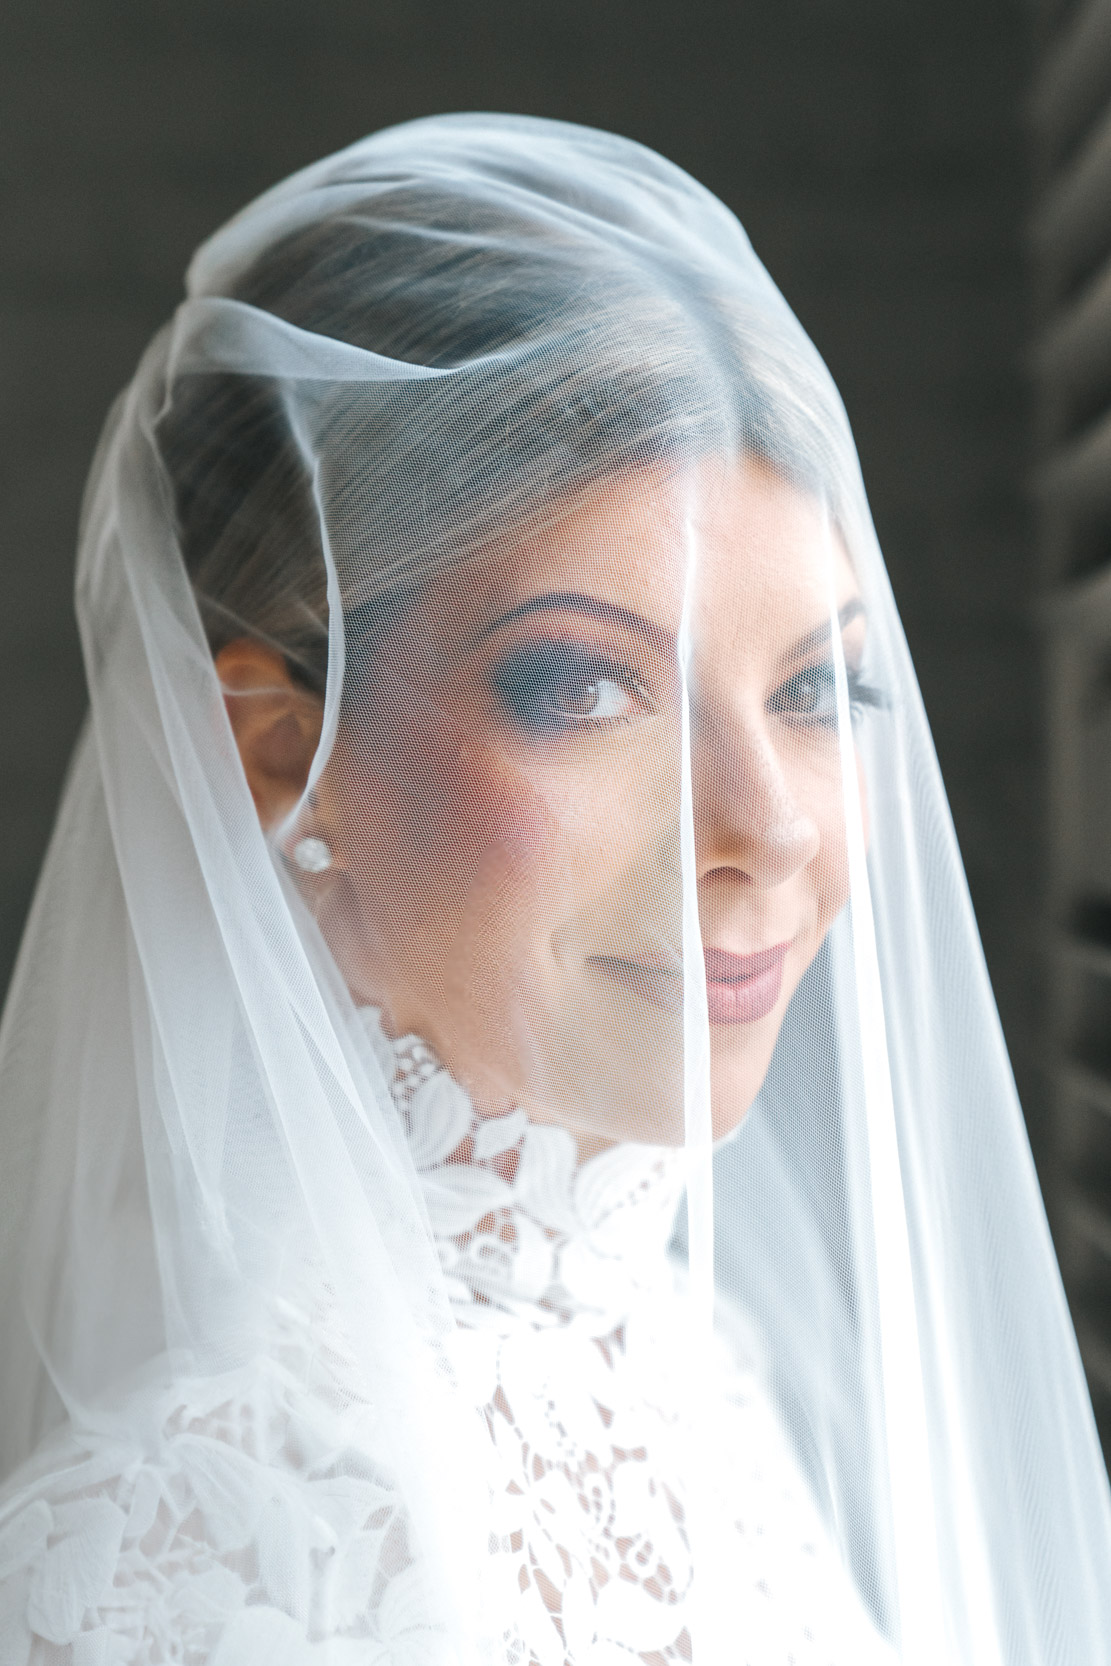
[698,863,753,888]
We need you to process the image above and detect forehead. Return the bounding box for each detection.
[420,455,854,643]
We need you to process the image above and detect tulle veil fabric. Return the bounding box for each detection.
[0,112,1108,1665]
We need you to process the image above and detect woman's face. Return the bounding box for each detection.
[310,456,867,1150]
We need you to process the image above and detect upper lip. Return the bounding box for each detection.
[591,942,790,981]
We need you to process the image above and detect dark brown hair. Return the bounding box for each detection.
[155,182,843,694]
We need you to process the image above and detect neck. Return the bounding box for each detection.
[357,1005,686,1333]
[371,1000,618,1165]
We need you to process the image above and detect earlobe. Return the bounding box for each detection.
[214,639,324,830]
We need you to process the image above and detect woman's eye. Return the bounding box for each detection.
[768,664,838,723]
[767,661,883,728]
[558,675,631,719]
[491,641,641,734]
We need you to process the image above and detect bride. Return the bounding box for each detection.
[0,113,1108,1665]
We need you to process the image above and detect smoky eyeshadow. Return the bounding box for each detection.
[489,637,641,734]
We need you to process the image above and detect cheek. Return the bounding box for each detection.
[339,713,579,930]
[335,679,668,961]
[772,746,845,935]
[446,755,649,915]
[452,760,567,901]
[806,746,869,929]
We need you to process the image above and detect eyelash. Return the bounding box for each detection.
[491,640,648,735]
[490,640,885,739]
[767,661,885,728]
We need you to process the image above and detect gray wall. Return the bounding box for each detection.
[0,1,1036,1133]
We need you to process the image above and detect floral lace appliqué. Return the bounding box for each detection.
[0,1010,893,1666]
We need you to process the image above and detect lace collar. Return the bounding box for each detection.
[358,1008,687,1336]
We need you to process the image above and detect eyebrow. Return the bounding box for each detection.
[779,597,866,668]
[475,588,866,663]
[476,591,672,653]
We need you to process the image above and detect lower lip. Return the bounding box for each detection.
[704,958,785,1024]
[590,948,788,1027]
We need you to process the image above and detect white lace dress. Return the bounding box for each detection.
[0,1013,894,1666]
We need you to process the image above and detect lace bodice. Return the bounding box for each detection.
[379,1016,688,1335]
[368,1014,891,1666]
[0,1014,893,1665]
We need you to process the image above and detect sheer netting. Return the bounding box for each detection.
[0,113,1108,1666]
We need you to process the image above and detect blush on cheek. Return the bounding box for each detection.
[458,763,567,900]
[394,738,565,904]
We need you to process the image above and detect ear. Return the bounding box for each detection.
[215,639,324,830]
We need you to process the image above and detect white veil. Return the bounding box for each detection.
[0,113,1108,1665]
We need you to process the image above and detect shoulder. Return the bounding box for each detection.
[0,1368,435,1665]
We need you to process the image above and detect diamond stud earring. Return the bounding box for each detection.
[292,836,333,874]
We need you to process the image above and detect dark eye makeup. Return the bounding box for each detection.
[491,638,650,736]
[489,634,884,741]
[767,660,885,728]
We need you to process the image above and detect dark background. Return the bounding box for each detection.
[0,2,1036,1137]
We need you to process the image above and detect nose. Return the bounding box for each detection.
[691,703,821,889]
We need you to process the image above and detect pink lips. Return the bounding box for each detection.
[701,944,788,1024]
[590,942,789,1026]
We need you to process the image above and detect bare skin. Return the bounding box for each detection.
[220,456,868,1156]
